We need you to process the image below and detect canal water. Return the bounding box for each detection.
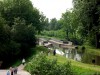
[50,48,100,65]
[39,38,100,65]
[50,48,82,61]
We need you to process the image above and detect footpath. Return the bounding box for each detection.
[0,64,31,75]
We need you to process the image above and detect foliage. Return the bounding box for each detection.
[47,54,100,74]
[70,37,83,45]
[25,53,75,75]
[39,13,49,33]
[49,18,62,30]
[0,16,37,68]
[0,16,21,68]
[43,18,62,31]
[0,0,43,32]
[0,0,52,68]
[73,0,100,48]
[42,0,100,47]
[25,52,100,75]
[41,30,66,39]
[0,0,43,68]
[60,9,83,43]
[82,53,96,65]
[34,46,48,53]
[11,17,36,57]
[42,9,83,45]
[82,48,100,64]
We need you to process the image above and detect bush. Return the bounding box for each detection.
[25,53,75,75]
[70,38,83,45]
[81,46,85,50]
[81,46,85,53]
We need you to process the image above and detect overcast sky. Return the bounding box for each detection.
[30,0,73,20]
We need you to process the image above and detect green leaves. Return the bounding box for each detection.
[0,0,41,32]
[25,53,75,75]
[73,0,100,47]
[12,17,36,56]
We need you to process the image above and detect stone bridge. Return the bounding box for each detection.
[38,38,75,49]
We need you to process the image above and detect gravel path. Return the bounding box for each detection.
[0,64,31,75]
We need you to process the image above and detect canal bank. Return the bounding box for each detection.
[47,54,100,73]
[38,38,100,66]
[23,46,100,75]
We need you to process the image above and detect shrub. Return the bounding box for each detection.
[81,46,85,53]
[81,46,85,50]
[25,53,75,75]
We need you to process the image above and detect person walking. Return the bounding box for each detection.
[53,50,56,56]
[10,67,13,75]
[6,70,10,75]
[14,67,18,75]
[22,58,25,65]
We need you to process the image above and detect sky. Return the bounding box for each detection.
[30,0,73,20]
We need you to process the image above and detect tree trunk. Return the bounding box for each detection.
[66,29,69,41]
[96,32,100,48]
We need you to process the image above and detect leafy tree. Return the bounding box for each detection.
[0,17,8,56]
[0,17,10,44]
[12,17,36,57]
[39,13,49,32]
[0,16,21,68]
[73,0,100,48]
[49,18,62,30]
[61,11,72,40]
[60,10,78,40]
[0,0,42,68]
[0,0,41,32]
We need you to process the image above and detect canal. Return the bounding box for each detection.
[38,38,100,66]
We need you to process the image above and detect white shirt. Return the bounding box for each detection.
[22,59,25,63]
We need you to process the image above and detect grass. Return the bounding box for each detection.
[23,46,100,75]
[78,45,100,56]
[35,41,100,74]
[37,35,64,40]
[86,49,100,56]
[47,54,100,74]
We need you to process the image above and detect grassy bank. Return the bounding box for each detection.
[78,45,100,56]
[24,46,100,75]
[47,54,100,75]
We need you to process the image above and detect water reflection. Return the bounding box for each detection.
[55,48,82,61]
[56,49,64,55]
[39,39,100,65]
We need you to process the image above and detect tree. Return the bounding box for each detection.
[61,10,77,40]
[12,17,36,57]
[61,11,71,40]
[0,0,41,68]
[39,13,49,32]
[0,16,21,68]
[49,18,61,30]
[73,0,100,48]
[0,0,41,32]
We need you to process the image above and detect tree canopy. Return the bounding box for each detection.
[73,0,100,48]
[0,0,41,32]
[0,0,47,68]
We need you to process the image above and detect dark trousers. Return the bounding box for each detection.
[22,63,25,65]
[11,71,13,75]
